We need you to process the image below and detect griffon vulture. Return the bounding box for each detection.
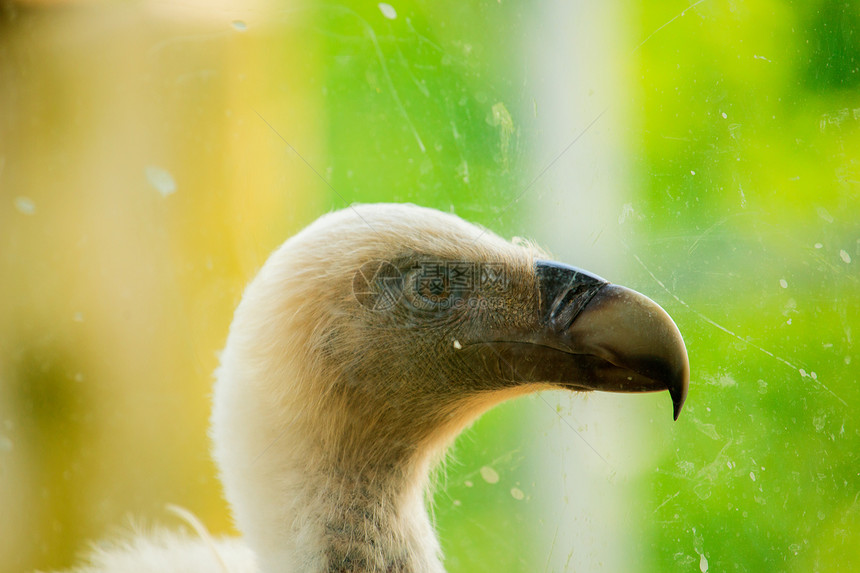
[62,203,688,573]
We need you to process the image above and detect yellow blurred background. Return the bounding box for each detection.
[0,2,328,570]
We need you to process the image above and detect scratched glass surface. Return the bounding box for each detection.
[0,1,857,572]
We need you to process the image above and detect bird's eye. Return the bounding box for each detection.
[403,262,468,312]
[417,276,450,303]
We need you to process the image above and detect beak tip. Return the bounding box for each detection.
[669,370,689,421]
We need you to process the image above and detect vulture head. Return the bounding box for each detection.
[212,203,688,572]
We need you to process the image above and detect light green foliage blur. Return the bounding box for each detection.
[314,2,538,233]
[631,1,859,571]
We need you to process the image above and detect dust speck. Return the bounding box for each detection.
[378,3,397,19]
[145,165,176,197]
[480,466,499,484]
[816,206,834,223]
[618,203,637,224]
[14,196,36,215]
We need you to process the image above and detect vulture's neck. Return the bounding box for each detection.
[299,459,442,573]
[251,434,445,573]
[214,372,452,573]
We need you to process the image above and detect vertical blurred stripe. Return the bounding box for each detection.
[527,3,645,572]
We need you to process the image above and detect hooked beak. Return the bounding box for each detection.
[470,260,689,420]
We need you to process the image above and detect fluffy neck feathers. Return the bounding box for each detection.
[212,355,448,573]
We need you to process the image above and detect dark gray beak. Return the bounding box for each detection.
[533,260,689,420]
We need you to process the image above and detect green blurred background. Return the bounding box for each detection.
[1,0,857,571]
